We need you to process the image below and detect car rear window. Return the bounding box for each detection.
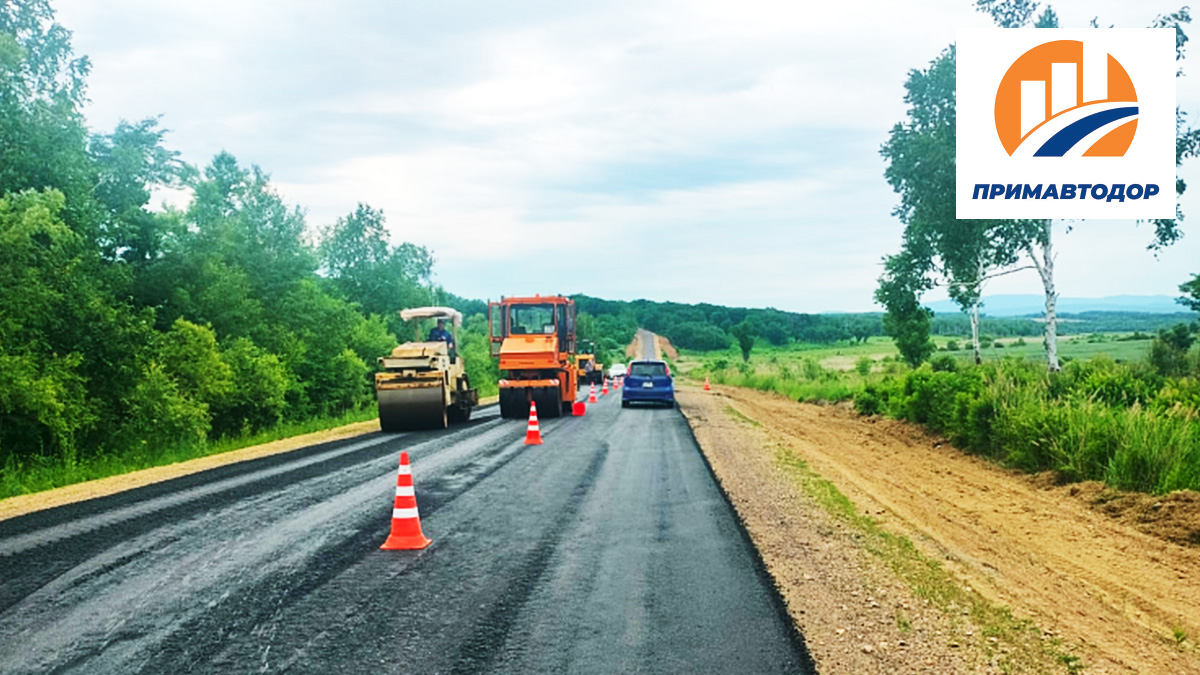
[629,362,667,377]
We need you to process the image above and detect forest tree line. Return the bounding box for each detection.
[0,2,464,474]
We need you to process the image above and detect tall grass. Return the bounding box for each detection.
[689,349,1200,496]
[708,364,859,403]
[856,359,1200,495]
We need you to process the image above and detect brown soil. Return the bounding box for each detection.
[680,387,983,674]
[681,384,1200,675]
[656,334,679,360]
[1057,481,1200,548]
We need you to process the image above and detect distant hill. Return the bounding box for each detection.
[928,295,1188,317]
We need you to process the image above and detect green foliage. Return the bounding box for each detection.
[731,321,755,362]
[459,313,500,398]
[0,3,513,498]
[876,253,935,368]
[1181,274,1200,312]
[118,362,209,455]
[861,360,1200,494]
[855,355,873,376]
[575,310,635,369]
[212,337,290,437]
[668,320,731,351]
[1148,323,1197,377]
[317,202,433,331]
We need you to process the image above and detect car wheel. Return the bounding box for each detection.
[621,400,630,408]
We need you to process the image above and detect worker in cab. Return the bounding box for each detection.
[428,318,457,362]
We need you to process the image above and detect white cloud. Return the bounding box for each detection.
[54,0,1200,313]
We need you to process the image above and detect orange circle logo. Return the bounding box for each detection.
[995,40,1138,157]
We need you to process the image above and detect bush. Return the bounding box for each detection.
[854,385,884,415]
[930,354,958,372]
[1149,324,1196,377]
[874,360,1200,494]
[802,357,823,380]
[855,356,873,376]
[945,340,960,351]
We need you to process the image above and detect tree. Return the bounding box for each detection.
[89,117,192,264]
[0,0,98,240]
[876,252,935,368]
[1148,323,1196,376]
[730,321,755,362]
[882,0,1199,372]
[881,45,1031,365]
[1180,274,1200,312]
[318,203,434,331]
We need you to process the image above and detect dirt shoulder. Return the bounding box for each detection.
[679,384,1200,675]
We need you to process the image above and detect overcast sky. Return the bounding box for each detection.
[53,0,1200,312]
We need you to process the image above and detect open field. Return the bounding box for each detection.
[677,333,1155,376]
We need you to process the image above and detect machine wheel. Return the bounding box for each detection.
[448,403,472,424]
[499,388,522,419]
[537,387,562,419]
[378,382,448,431]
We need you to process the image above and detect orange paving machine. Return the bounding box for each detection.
[488,295,579,419]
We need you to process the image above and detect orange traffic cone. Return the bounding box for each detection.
[614,376,621,390]
[525,400,543,445]
[601,379,609,396]
[703,376,711,391]
[380,452,431,550]
[588,382,597,404]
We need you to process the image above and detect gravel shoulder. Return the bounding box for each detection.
[678,383,1200,675]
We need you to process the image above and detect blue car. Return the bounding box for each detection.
[621,360,675,408]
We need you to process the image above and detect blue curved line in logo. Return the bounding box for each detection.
[1032,106,1138,157]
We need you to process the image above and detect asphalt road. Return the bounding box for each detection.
[0,335,814,674]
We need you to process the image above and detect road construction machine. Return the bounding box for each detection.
[375,307,478,431]
[488,295,578,419]
[575,340,604,386]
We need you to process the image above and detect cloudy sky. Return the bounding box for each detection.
[54,0,1200,312]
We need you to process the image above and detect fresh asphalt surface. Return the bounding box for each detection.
[0,334,815,674]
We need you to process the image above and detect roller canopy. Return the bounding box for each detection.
[399,306,463,327]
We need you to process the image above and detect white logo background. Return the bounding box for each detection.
[957,29,1176,219]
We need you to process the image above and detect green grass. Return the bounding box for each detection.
[767,430,1085,674]
[0,406,379,500]
[724,405,760,427]
[680,333,1153,376]
[678,333,1200,496]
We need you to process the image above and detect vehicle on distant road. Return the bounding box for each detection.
[608,362,627,380]
[621,359,675,408]
[576,340,604,386]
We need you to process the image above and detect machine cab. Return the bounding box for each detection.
[487,296,576,359]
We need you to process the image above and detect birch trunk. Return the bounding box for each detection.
[1026,220,1060,372]
[971,256,983,365]
[970,298,982,365]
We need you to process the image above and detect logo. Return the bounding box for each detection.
[995,41,1137,158]
[956,29,1175,220]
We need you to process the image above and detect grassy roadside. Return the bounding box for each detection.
[678,337,1200,496]
[1,392,503,503]
[723,405,1085,674]
[0,406,380,500]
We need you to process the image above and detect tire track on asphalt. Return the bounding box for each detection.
[447,442,610,675]
[89,417,574,674]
